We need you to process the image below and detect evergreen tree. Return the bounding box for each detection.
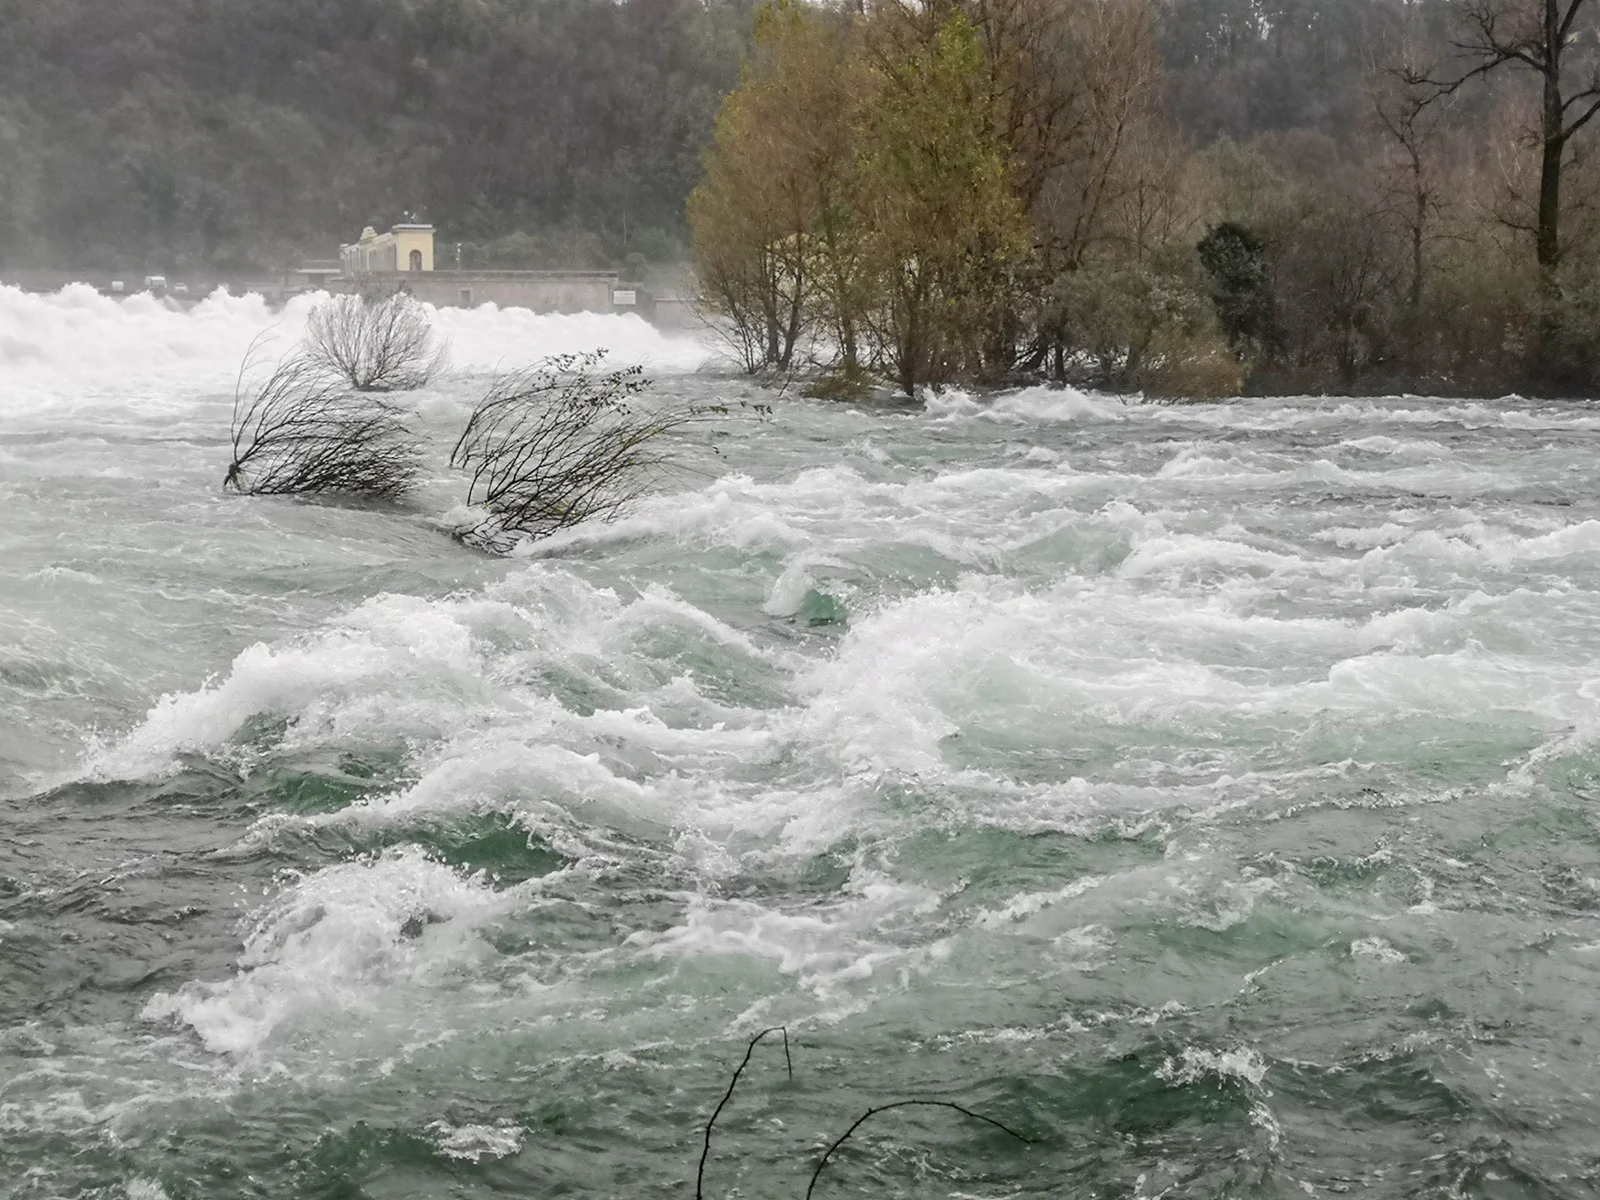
[1197,222,1274,355]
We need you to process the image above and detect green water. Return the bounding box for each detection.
[5,295,1600,1198]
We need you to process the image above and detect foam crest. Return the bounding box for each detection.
[627,881,944,995]
[788,549,1600,797]
[1118,531,1328,580]
[430,304,709,372]
[925,385,1127,423]
[1350,936,1406,963]
[515,477,815,557]
[1157,1044,1270,1088]
[318,736,690,847]
[142,847,508,1056]
[427,1120,526,1163]
[0,283,709,413]
[86,554,807,784]
[88,592,504,779]
[1356,518,1600,573]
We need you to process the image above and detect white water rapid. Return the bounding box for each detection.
[4,284,1600,1199]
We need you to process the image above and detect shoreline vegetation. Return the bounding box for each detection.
[4,0,1600,399]
[689,0,1600,401]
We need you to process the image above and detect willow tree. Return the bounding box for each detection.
[687,1,863,372]
[854,13,1030,393]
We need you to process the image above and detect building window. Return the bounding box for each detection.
[409,249,423,272]
[459,288,473,307]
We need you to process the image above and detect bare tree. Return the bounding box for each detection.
[224,353,422,498]
[1373,65,1449,309]
[302,291,448,392]
[1409,0,1600,278]
[1033,0,1168,272]
[448,352,698,553]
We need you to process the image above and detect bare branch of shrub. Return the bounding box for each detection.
[805,1099,1033,1199]
[448,350,700,553]
[696,1027,792,1200]
[303,290,448,392]
[224,350,422,498]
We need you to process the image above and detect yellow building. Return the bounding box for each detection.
[340,222,434,274]
[326,220,626,314]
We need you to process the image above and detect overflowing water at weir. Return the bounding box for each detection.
[4,285,1600,1198]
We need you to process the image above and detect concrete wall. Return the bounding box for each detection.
[345,271,619,314]
[646,292,697,330]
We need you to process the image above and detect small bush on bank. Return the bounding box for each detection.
[802,362,879,402]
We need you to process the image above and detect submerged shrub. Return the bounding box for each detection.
[303,291,448,392]
[224,354,421,498]
[448,351,695,553]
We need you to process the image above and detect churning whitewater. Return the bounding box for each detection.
[5,284,1600,1199]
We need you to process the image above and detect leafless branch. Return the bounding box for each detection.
[1395,0,1547,102]
[224,351,421,498]
[303,291,449,392]
[1567,92,1600,137]
[448,351,704,553]
[805,1099,1033,1199]
[1560,0,1590,42]
[1453,0,1545,72]
[695,1027,792,1200]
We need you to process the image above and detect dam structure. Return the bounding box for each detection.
[337,222,622,315]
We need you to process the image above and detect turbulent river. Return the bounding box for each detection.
[4,285,1600,1200]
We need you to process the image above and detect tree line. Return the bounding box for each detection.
[692,0,1600,397]
[4,0,1599,395]
[0,0,754,273]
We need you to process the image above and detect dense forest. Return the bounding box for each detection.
[692,0,1600,396]
[2,0,1599,394]
[0,0,755,271]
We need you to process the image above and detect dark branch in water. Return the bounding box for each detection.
[225,347,421,498]
[448,350,699,553]
[696,1026,792,1200]
[804,1099,1033,1200]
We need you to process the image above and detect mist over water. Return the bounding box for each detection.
[5,285,1600,1199]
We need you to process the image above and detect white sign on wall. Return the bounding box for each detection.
[613,289,637,306]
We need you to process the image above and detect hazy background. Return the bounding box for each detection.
[0,0,1484,274]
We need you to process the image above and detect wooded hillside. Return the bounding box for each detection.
[0,0,1485,275]
[0,0,754,271]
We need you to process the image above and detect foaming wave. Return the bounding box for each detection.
[300,720,790,859]
[1355,518,1600,574]
[1117,531,1331,580]
[142,847,512,1056]
[626,884,948,997]
[1157,1044,1269,1088]
[430,304,709,373]
[87,564,799,787]
[0,284,298,405]
[913,387,1600,439]
[789,558,1600,798]
[427,1120,526,1163]
[925,385,1128,424]
[0,283,709,413]
[87,592,516,780]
